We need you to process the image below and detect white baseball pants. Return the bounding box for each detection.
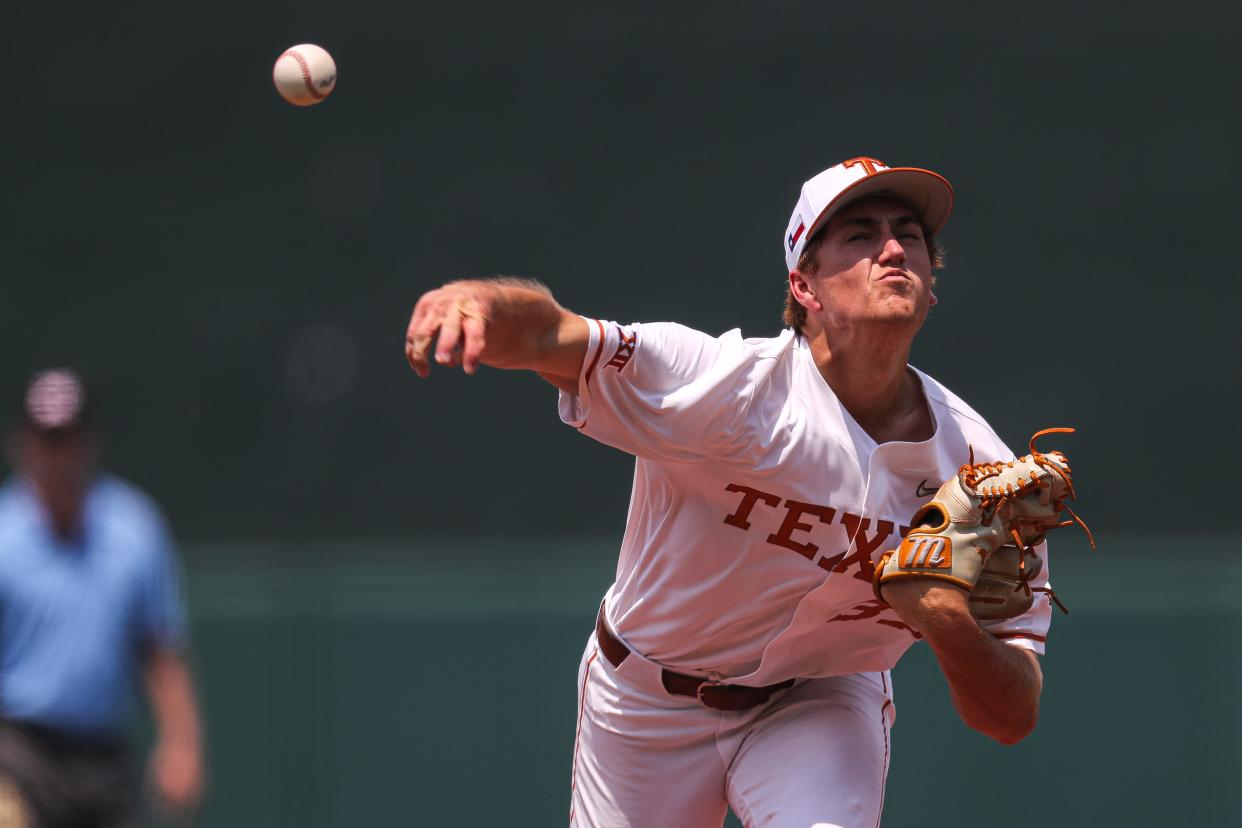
[569,634,895,828]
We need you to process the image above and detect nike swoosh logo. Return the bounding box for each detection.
[916,481,938,498]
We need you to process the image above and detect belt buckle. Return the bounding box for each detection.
[695,679,725,708]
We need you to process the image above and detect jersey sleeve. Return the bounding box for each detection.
[977,539,1052,655]
[558,318,757,463]
[134,514,189,653]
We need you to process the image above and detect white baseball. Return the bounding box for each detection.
[272,44,337,107]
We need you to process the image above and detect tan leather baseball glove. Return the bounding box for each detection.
[873,428,1094,620]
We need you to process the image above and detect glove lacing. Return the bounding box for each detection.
[963,427,1096,615]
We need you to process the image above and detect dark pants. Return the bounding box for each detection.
[0,721,136,828]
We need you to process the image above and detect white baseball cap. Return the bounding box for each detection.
[783,156,954,272]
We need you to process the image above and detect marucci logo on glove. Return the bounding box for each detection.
[897,535,952,569]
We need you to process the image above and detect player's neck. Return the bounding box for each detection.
[805,327,932,444]
[28,477,89,543]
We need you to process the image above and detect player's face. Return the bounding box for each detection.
[13,426,96,505]
[806,197,935,331]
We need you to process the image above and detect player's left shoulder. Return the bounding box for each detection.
[913,367,1012,459]
[89,474,176,550]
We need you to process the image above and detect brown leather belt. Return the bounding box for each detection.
[595,608,794,711]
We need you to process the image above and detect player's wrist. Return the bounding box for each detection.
[883,580,975,636]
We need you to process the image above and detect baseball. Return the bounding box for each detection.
[272,44,337,107]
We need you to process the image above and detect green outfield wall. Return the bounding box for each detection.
[166,534,1239,827]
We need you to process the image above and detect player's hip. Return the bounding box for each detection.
[580,609,894,722]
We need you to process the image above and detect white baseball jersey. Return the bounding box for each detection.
[559,318,1051,686]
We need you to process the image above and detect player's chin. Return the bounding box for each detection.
[865,300,924,326]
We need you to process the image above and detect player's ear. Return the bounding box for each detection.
[789,270,822,313]
[929,289,938,307]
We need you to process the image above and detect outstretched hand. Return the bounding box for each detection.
[403,278,588,387]
[405,281,494,377]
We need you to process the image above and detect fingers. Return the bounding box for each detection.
[460,312,487,374]
[405,286,490,377]
[405,295,438,377]
[435,302,464,366]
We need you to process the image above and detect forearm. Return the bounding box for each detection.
[887,582,1042,744]
[457,279,575,371]
[924,611,1041,744]
[144,647,206,810]
[144,648,203,753]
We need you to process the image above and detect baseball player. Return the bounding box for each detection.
[405,158,1054,827]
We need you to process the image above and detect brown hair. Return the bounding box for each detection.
[782,229,945,334]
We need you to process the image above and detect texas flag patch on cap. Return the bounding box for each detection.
[786,216,806,253]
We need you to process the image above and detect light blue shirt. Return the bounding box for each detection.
[0,474,186,738]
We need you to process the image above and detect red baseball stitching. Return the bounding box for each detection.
[282,49,326,100]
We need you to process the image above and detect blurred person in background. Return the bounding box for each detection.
[0,369,203,827]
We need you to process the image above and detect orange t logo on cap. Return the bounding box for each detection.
[843,157,886,175]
